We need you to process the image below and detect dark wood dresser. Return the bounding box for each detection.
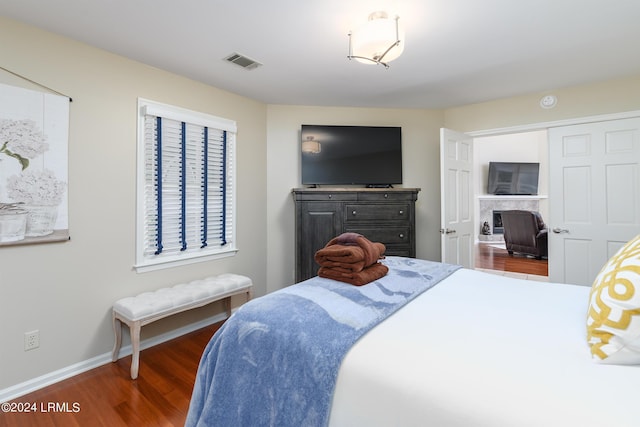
[292,188,420,282]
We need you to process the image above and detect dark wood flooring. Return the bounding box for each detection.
[475,243,548,276]
[0,322,222,427]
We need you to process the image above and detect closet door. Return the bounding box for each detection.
[548,117,640,285]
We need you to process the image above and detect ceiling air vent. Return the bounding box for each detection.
[224,53,262,70]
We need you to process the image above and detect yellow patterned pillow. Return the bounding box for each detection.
[587,234,640,363]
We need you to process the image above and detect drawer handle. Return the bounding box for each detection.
[352,210,357,216]
[384,193,388,198]
[399,233,405,239]
[328,194,332,199]
[398,210,404,215]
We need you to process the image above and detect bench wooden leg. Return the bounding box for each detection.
[223,290,252,319]
[111,312,122,362]
[223,297,232,318]
[130,321,142,380]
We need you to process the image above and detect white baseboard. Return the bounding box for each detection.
[0,313,226,403]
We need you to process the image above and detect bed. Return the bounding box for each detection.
[186,254,640,427]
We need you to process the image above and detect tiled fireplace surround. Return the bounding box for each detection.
[478,196,540,242]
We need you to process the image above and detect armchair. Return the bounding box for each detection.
[501,210,548,260]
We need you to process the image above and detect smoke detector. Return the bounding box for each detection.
[540,95,557,109]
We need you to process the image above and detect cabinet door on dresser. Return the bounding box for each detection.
[294,201,343,282]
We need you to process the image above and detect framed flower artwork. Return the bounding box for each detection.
[0,83,69,246]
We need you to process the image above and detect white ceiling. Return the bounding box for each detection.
[2,0,640,109]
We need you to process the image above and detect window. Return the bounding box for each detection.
[135,99,237,272]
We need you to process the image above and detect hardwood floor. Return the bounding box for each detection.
[475,243,548,277]
[1,322,223,427]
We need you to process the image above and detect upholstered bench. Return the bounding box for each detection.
[112,273,253,379]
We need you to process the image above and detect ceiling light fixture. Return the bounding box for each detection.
[302,136,321,154]
[348,11,404,69]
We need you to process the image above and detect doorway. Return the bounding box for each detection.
[473,130,549,277]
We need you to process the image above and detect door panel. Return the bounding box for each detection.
[563,166,591,223]
[446,169,458,223]
[607,164,636,224]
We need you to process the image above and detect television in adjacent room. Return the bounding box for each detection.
[487,162,540,195]
[300,124,402,186]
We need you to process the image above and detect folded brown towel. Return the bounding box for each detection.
[315,233,386,269]
[318,263,389,286]
[314,258,367,273]
[314,244,367,265]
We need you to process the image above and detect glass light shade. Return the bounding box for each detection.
[351,13,404,65]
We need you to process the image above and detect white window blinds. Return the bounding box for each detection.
[136,99,237,271]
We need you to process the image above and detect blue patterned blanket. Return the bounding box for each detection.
[186,257,460,427]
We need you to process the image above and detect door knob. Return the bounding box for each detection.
[440,228,456,234]
[552,228,569,234]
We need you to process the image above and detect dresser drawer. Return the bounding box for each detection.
[293,192,356,202]
[345,226,411,244]
[357,192,416,202]
[344,203,409,222]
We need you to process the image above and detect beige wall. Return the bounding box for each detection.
[265,106,444,293]
[0,17,267,390]
[444,74,640,132]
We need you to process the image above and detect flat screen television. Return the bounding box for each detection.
[300,124,402,186]
[487,162,540,195]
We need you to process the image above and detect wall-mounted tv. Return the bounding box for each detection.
[300,124,402,186]
[487,162,540,195]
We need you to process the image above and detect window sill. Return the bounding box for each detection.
[134,248,238,273]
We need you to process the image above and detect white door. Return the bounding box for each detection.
[548,117,640,285]
[440,128,475,267]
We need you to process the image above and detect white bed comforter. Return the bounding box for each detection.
[329,268,640,427]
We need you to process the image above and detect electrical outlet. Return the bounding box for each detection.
[24,330,39,351]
